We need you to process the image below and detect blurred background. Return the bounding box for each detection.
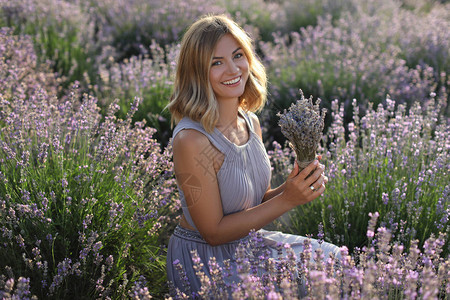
[1,0,448,147]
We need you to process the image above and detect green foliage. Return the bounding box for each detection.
[270,97,449,256]
[94,42,178,146]
[222,0,281,42]
[281,0,357,33]
[0,92,178,298]
[0,0,99,90]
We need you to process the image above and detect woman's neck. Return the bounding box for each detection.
[216,98,240,130]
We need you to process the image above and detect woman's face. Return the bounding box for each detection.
[209,34,249,103]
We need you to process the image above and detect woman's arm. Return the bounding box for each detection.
[173,128,326,246]
[262,183,285,202]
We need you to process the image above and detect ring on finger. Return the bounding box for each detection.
[310,185,315,192]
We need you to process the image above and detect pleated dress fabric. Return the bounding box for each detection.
[166,110,341,296]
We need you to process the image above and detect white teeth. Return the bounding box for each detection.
[222,77,240,85]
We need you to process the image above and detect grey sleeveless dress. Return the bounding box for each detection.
[166,110,340,295]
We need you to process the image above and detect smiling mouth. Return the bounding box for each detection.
[222,76,241,85]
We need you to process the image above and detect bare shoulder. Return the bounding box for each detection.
[173,129,210,153]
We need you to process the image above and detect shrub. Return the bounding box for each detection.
[259,1,445,144]
[94,42,179,146]
[393,4,450,102]
[0,28,58,100]
[170,218,449,299]
[223,0,357,42]
[268,95,449,256]
[88,0,224,60]
[0,88,179,298]
[0,0,101,90]
[221,0,284,42]
[280,0,357,33]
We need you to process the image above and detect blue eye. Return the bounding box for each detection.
[212,61,222,66]
[234,53,243,59]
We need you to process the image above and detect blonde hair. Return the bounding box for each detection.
[166,14,267,132]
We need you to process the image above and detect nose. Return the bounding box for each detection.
[227,61,239,74]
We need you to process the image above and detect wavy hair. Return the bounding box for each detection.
[166,14,267,132]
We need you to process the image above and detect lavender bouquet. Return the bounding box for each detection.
[277,90,326,172]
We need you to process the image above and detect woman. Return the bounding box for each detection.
[166,14,340,296]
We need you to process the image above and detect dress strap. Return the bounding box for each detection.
[239,109,255,133]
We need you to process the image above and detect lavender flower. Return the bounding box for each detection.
[0,82,178,297]
[367,212,380,240]
[277,90,326,171]
[0,28,57,100]
[208,257,228,299]
[128,276,152,300]
[191,249,211,298]
[0,277,36,300]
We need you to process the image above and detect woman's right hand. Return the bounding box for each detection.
[281,159,326,208]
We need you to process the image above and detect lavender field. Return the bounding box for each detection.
[0,0,449,299]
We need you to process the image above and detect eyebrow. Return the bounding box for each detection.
[212,47,242,60]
